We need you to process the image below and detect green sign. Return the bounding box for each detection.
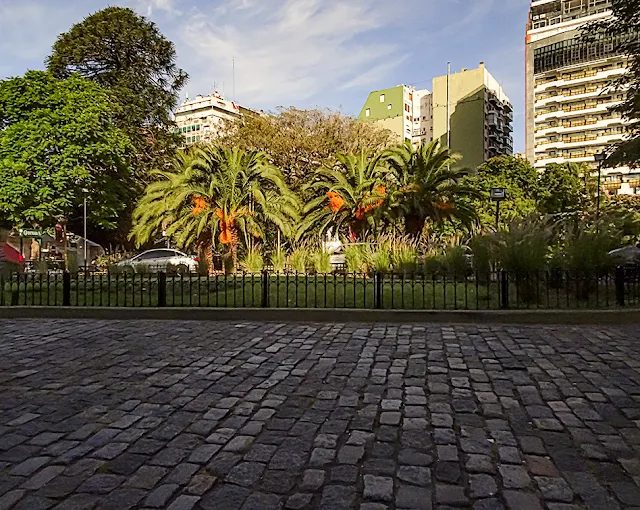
[19,228,43,239]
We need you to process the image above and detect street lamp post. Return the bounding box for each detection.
[490,188,507,231]
[594,152,607,224]
[82,188,88,272]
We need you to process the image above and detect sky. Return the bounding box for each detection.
[0,0,530,152]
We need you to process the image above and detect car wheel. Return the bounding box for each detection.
[175,264,189,276]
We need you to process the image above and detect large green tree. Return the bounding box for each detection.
[220,108,395,190]
[383,140,480,237]
[0,71,133,229]
[462,156,540,229]
[537,162,595,215]
[130,146,299,272]
[47,6,188,241]
[584,0,640,166]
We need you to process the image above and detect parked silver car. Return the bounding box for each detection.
[116,249,198,274]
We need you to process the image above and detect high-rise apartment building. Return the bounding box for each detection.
[526,0,639,194]
[358,85,433,146]
[173,92,256,146]
[358,64,513,169]
[432,63,513,170]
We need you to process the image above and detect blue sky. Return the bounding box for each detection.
[0,0,529,151]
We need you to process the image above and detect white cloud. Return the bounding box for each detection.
[136,0,179,16]
[177,0,404,107]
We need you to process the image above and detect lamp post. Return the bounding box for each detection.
[594,152,606,223]
[490,188,507,231]
[82,188,88,272]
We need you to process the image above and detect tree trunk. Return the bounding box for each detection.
[198,239,214,275]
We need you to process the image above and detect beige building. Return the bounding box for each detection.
[526,0,638,194]
[432,63,513,169]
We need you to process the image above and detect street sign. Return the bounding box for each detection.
[490,188,506,201]
[19,228,43,239]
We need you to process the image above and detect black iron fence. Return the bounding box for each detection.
[1,268,639,310]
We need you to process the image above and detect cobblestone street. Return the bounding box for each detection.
[0,320,639,510]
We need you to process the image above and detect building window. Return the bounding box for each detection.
[380,94,385,102]
[365,108,370,117]
[387,104,392,110]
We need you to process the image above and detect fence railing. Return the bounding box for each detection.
[1,268,639,310]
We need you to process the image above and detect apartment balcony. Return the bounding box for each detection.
[536,101,621,122]
[534,66,626,93]
[487,113,498,126]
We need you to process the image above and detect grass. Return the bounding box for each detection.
[1,272,636,310]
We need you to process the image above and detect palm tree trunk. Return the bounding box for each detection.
[405,215,425,238]
[198,239,214,275]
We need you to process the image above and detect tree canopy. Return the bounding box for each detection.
[0,71,133,228]
[461,156,540,228]
[220,108,395,189]
[47,7,187,129]
[537,162,595,215]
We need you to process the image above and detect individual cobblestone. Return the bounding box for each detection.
[0,319,639,509]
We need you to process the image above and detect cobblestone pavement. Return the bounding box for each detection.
[0,320,639,510]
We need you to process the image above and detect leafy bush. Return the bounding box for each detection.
[555,220,619,273]
[440,245,471,276]
[270,249,286,272]
[344,244,369,273]
[311,249,333,273]
[289,247,309,273]
[368,247,392,273]
[136,263,150,274]
[491,217,551,274]
[241,248,264,273]
[35,260,48,275]
[391,237,418,273]
[469,234,493,275]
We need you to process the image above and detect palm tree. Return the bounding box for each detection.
[130,146,299,272]
[383,140,480,237]
[299,150,389,240]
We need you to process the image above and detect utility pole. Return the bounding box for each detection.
[446,62,451,151]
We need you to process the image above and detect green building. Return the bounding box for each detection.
[358,63,513,169]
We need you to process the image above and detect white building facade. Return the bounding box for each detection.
[173,92,242,146]
[525,0,638,194]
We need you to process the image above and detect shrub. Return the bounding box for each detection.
[136,263,150,274]
[289,247,308,273]
[241,248,264,273]
[391,237,418,274]
[369,248,392,273]
[311,248,333,273]
[492,217,551,274]
[35,260,48,275]
[440,245,471,276]
[270,249,286,272]
[344,244,369,273]
[469,234,493,275]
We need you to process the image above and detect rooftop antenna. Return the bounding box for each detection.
[233,57,236,102]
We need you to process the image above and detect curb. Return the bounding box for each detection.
[0,307,639,325]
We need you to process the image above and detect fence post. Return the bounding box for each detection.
[374,272,383,309]
[500,271,509,310]
[261,270,269,308]
[10,274,18,306]
[158,272,167,307]
[615,266,625,307]
[62,271,71,306]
